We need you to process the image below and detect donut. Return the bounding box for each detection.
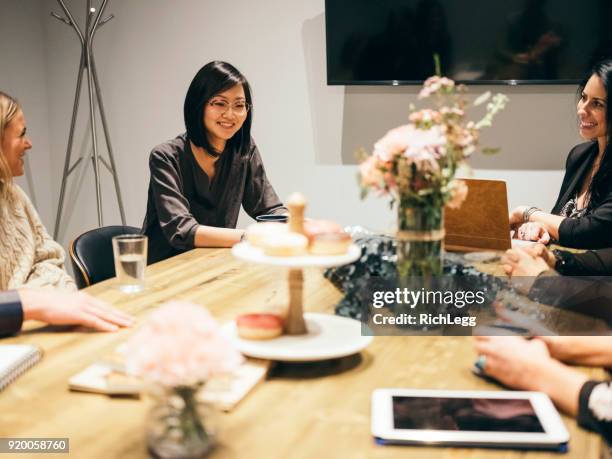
[246,222,287,248]
[261,232,308,257]
[236,313,283,340]
[303,220,343,243]
[309,232,352,255]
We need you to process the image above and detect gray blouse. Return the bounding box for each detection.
[142,133,286,263]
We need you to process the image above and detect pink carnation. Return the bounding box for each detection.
[409,108,442,126]
[418,76,456,99]
[440,106,465,118]
[124,301,243,387]
[373,124,413,162]
[359,155,384,188]
[374,124,445,162]
[401,125,446,154]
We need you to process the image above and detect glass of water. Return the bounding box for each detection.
[112,234,148,293]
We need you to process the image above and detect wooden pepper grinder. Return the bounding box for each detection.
[286,193,308,335]
[287,192,306,234]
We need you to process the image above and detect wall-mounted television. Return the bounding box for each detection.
[325,0,612,85]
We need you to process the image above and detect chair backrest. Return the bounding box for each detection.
[70,225,141,289]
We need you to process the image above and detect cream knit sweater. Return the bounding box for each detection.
[0,185,76,291]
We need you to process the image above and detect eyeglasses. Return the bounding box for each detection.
[208,99,251,116]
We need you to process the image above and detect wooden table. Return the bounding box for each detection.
[0,248,605,458]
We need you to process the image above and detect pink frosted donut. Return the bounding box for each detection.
[303,220,343,242]
[236,313,283,340]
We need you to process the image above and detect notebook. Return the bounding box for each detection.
[69,358,271,411]
[0,344,43,391]
[445,178,512,252]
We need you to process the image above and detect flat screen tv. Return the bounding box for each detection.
[325,0,612,85]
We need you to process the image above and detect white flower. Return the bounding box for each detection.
[473,91,491,106]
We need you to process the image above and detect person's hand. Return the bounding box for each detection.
[474,336,589,416]
[538,336,612,366]
[473,336,554,391]
[502,248,550,277]
[525,243,556,268]
[514,222,550,243]
[509,206,528,226]
[19,289,135,332]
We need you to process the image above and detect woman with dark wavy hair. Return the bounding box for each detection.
[510,59,612,249]
[142,61,286,263]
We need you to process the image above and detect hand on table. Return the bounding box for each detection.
[473,336,589,416]
[514,222,550,244]
[473,336,553,391]
[509,205,528,226]
[19,289,135,332]
[502,247,550,277]
[538,336,612,367]
[524,243,556,268]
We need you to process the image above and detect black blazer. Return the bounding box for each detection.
[551,141,612,249]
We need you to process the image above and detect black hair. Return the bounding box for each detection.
[184,61,252,155]
[579,59,612,207]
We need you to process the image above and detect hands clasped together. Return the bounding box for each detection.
[501,243,555,277]
[509,205,550,244]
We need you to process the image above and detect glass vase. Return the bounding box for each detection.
[396,203,444,280]
[146,383,215,459]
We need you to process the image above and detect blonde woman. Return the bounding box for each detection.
[0,91,75,290]
[0,91,136,336]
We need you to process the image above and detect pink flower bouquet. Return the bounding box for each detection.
[124,301,243,387]
[359,75,508,210]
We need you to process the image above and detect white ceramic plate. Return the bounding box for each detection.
[232,242,361,268]
[223,313,373,362]
[511,239,537,249]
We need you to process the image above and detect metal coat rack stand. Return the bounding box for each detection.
[52,0,126,239]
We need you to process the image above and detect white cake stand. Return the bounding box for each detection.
[229,242,372,361]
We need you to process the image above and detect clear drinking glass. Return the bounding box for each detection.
[112,234,148,293]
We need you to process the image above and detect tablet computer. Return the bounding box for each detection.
[371,389,569,451]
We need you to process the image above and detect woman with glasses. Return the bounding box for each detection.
[143,61,286,263]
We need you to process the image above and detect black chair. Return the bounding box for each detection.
[70,225,142,289]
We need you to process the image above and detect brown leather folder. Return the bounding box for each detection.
[444,178,511,252]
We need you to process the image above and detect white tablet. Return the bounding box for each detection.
[371,389,569,451]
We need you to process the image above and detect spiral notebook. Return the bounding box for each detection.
[69,358,271,411]
[0,344,43,391]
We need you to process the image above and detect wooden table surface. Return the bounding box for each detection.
[0,248,605,458]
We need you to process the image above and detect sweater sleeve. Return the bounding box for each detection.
[149,149,199,250]
[16,188,76,292]
[577,380,612,446]
[241,142,286,219]
[0,290,23,337]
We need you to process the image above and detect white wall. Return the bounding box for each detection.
[0,0,53,224]
[1,0,584,249]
